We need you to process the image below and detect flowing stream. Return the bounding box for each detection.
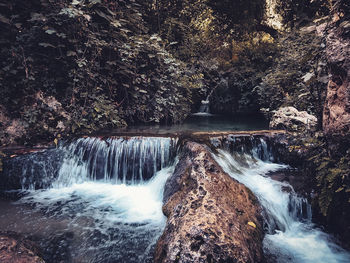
[1,135,350,262]
[213,142,350,263]
[0,137,177,262]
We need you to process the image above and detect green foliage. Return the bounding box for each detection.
[0,0,334,145]
[302,137,350,218]
[259,26,328,125]
[0,0,197,144]
[315,152,350,216]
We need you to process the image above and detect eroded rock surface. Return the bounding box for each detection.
[0,232,45,263]
[270,106,317,131]
[154,142,263,263]
[323,0,350,136]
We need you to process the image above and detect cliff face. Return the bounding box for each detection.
[323,0,350,136]
[155,142,264,263]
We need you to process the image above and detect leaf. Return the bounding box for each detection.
[335,187,344,193]
[111,20,121,28]
[45,29,56,35]
[54,138,58,147]
[247,221,256,228]
[72,0,81,5]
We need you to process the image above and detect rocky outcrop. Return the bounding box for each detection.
[0,232,45,263]
[154,142,263,263]
[323,0,350,136]
[270,106,318,131]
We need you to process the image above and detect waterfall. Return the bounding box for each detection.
[2,136,178,190]
[213,141,350,263]
[2,136,178,263]
[193,95,212,116]
[199,97,210,113]
[2,135,350,262]
[54,136,178,187]
[210,135,275,162]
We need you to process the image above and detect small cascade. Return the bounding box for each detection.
[2,135,350,262]
[210,135,275,162]
[1,136,178,190]
[199,97,210,113]
[193,95,212,116]
[213,142,350,263]
[54,136,178,187]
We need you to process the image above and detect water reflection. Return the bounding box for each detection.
[104,114,269,135]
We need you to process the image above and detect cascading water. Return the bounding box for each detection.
[0,136,177,262]
[199,97,210,113]
[213,140,350,263]
[193,95,212,116]
[2,135,350,262]
[54,136,177,187]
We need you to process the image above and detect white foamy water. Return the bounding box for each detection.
[14,165,174,262]
[53,136,177,187]
[19,165,173,226]
[214,149,350,263]
[6,136,179,262]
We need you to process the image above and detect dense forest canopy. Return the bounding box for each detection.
[0,0,334,146]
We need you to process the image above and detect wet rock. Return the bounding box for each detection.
[270,106,317,131]
[323,0,350,136]
[0,232,45,263]
[155,142,264,263]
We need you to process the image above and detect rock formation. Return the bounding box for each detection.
[323,0,350,136]
[270,106,318,131]
[0,232,45,263]
[154,142,264,263]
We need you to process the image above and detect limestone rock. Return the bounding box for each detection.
[0,232,45,263]
[270,106,317,131]
[154,142,263,263]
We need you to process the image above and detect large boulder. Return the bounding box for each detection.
[154,142,264,263]
[270,106,318,131]
[323,0,350,136]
